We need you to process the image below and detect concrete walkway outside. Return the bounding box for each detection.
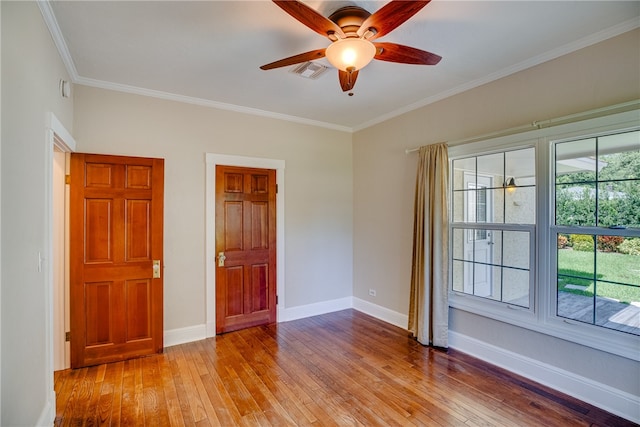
[558,291,640,335]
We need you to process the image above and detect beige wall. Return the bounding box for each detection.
[73,86,354,332]
[353,29,640,396]
[1,1,74,425]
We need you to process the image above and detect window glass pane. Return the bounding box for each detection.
[557,284,593,323]
[489,230,502,266]
[453,157,476,190]
[597,130,640,181]
[506,186,535,224]
[555,138,596,183]
[503,268,530,308]
[557,235,596,325]
[452,190,465,222]
[477,153,503,186]
[557,233,640,336]
[483,266,502,301]
[597,182,636,227]
[466,188,477,222]
[506,148,536,186]
[558,236,594,286]
[464,176,494,223]
[452,260,465,293]
[503,231,529,270]
[452,228,466,260]
[473,261,492,297]
[596,243,640,287]
[479,188,498,224]
[476,187,488,223]
[595,282,640,335]
[555,183,596,226]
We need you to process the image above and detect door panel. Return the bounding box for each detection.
[125,279,151,341]
[216,165,276,333]
[85,199,113,263]
[84,282,112,345]
[70,153,164,368]
[126,199,151,260]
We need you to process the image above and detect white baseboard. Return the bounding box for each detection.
[352,297,408,330]
[164,324,207,348]
[449,331,640,424]
[278,296,352,322]
[164,297,353,346]
[36,397,54,427]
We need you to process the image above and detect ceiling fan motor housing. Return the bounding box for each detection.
[328,6,372,38]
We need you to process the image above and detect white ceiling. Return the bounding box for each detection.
[45,1,640,132]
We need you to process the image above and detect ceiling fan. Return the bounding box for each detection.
[260,0,442,94]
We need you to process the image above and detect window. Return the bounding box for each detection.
[552,129,640,336]
[451,147,536,308]
[447,108,640,360]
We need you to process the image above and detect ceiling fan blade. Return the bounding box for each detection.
[260,49,326,70]
[374,42,441,65]
[338,69,359,92]
[358,1,431,40]
[273,0,345,39]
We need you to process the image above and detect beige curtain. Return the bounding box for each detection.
[408,143,449,348]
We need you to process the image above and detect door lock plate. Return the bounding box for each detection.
[153,260,161,278]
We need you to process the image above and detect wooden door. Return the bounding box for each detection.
[70,153,164,368]
[216,165,277,334]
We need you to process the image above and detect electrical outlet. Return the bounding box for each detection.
[369,289,376,297]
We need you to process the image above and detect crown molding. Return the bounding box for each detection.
[37,0,79,81]
[74,76,353,132]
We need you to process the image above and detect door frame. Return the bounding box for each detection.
[45,113,76,419]
[205,154,285,337]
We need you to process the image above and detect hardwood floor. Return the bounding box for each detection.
[55,309,634,426]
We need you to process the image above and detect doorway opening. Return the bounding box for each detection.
[48,114,76,373]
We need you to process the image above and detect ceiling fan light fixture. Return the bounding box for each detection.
[325,38,376,72]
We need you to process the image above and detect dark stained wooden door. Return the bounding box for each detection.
[215,165,277,334]
[70,153,164,368]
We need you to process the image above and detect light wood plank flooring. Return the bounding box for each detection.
[54,309,634,426]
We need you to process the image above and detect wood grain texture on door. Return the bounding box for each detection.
[215,165,277,333]
[70,153,164,368]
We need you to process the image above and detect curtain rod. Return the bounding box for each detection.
[404,99,640,154]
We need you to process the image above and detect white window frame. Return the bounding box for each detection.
[448,109,640,361]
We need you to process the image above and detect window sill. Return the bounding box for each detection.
[449,295,640,361]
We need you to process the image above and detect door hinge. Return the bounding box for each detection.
[276,184,278,194]
[276,295,278,305]
[65,331,71,342]
[65,174,71,185]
